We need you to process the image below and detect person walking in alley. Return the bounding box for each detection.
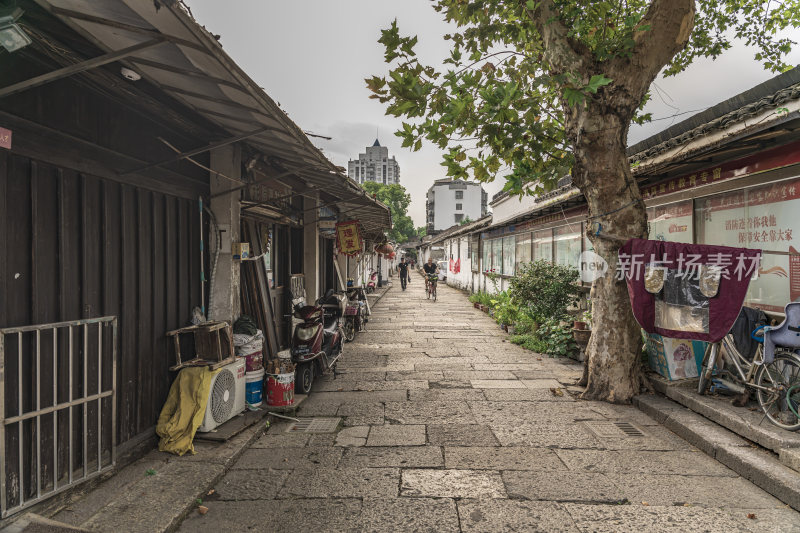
[398,257,409,290]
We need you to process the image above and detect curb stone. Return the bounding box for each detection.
[635,394,800,511]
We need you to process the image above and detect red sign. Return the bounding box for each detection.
[335,220,363,256]
[641,139,800,201]
[0,127,11,150]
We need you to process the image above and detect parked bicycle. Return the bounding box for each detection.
[698,305,800,431]
[426,274,438,302]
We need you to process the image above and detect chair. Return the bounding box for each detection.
[764,302,800,363]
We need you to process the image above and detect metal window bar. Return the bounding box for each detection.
[0,316,117,518]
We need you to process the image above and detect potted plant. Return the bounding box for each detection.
[573,308,592,330]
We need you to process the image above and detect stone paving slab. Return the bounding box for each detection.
[279,467,400,498]
[313,379,429,392]
[608,473,784,508]
[361,498,460,533]
[339,446,443,468]
[503,470,627,503]
[384,400,477,425]
[482,388,576,402]
[445,446,566,471]
[471,379,526,389]
[231,447,343,470]
[458,499,580,532]
[427,424,499,446]
[554,449,736,477]
[490,422,601,448]
[366,424,427,446]
[443,370,518,380]
[408,388,487,402]
[177,499,362,533]
[563,503,800,533]
[214,469,290,500]
[400,469,507,498]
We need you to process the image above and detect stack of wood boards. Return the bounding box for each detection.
[240,221,280,361]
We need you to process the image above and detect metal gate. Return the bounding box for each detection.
[0,316,117,517]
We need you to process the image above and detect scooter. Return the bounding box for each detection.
[366,270,378,293]
[343,287,369,342]
[290,289,346,394]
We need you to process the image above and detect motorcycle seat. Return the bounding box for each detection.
[323,316,338,334]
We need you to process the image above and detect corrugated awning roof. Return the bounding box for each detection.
[32,0,390,235]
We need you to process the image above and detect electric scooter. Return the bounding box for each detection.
[366,270,378,293]
[290,289,345,394]
[343,286,369,341]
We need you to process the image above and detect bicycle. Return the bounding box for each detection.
[698,321,800,431]
[426,274,438,302]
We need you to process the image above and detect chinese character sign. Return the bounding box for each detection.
[336,220,362,256]
[0,127,11,150]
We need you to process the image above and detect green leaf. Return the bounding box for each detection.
[586,74,613,93]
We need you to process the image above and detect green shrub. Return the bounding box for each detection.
[488,291,520,326]
[537,318,578,357]
[510,261,581,322]
[509,318,577,357]
[509,334,548,352]
[468,292,481,304]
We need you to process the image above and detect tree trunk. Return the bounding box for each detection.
[571,111,648,403]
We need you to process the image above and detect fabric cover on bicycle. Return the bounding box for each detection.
[763,302,800,364]
[729,306,768,361]
[620,239,761,343]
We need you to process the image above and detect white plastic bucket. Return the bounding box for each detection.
[245,368,265,407]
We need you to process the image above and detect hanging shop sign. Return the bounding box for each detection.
[0,126,11,149]
[336,220,363,256]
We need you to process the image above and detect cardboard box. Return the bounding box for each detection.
[645,332,707,380]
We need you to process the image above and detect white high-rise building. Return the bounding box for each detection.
[347,139,400,185]
[426,178,488,234]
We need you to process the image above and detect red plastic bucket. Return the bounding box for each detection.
[266,372,295,406]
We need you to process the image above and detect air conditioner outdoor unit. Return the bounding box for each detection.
[198,358,246,432]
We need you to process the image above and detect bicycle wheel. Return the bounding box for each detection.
[697,342,717,395]
[433,284,437,302]
[426,284,431,299]
[754,352,800,431]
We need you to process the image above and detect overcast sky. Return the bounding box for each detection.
[184,1,800,226]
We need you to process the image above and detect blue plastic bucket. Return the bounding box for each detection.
[245,368,264,407]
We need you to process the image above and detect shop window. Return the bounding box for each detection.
[515,232,532,272]
[533,228,553,263]
[554,224,581,269]
[647,200,693,243]
[695,177,800,313]
[472,235,480,271]
[503,235,516,275]
[492,238,503,272]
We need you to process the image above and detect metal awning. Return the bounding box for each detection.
[27,0,391,235]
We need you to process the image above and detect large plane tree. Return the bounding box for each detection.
[368,0,800,402]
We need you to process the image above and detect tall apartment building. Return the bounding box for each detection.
[347,139,400,185]
[426,178,488,234]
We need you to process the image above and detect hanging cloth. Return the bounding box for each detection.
[620,238,761,343]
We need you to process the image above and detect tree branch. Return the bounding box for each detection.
[611,0,695,96]
[522,0,589,75]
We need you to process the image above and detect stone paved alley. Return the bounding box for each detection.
[178,277,800,532]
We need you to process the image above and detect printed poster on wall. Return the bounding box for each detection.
[335,220,362,256]
[695,177,800,313]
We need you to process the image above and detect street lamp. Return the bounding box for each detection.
[0,8,31,53]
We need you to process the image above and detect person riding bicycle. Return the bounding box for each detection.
[423,258,439,293]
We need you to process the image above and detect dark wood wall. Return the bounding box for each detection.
[0,149,202,445]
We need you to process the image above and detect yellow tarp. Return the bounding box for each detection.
[156,366,220,456]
